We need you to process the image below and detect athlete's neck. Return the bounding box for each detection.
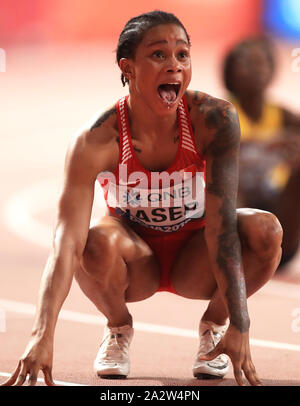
[235,92,265,123]
[127,94,178,142]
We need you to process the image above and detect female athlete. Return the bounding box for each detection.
[2,11,282,386]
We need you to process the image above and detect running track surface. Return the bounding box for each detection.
[1,42,300,387]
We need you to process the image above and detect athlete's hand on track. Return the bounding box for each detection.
[198,323,263,386]
[0,337,56,386]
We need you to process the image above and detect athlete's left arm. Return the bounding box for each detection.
[203,100,249,333]
[199,99,262,386]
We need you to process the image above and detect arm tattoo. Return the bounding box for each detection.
[206,103,250,333]
[192,91,217,113]
[193,91,199,101]
[117,134,142,152]
[90,107,116,131]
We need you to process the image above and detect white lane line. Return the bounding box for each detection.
[1,298,300,353]
[0,372,87,386]
[259,279,300,300]
[0,307,6,332]
[2,178,106,249]
[3,179,60,249]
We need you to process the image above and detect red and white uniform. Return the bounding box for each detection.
[98,95,206,293]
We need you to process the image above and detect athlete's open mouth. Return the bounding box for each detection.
[158,83,181,104]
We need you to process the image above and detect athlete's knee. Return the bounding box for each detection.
[81,225,119,275]
[240,209,283,259]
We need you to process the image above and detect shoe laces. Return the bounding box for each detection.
[197,325,229,365]
[199,329,222,354]
[98,330,130,363]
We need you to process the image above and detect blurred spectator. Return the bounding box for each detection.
[222,36,300,269]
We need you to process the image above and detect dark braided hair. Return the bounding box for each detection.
[223,36,276,94]
[116,10,191,86]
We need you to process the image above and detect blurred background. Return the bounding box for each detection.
[0,0,299,274]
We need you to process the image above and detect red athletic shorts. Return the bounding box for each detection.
[131,219,206,294]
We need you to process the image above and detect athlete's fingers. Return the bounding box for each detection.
[0,361,21,386]
[243,362,264,386]
[14,375,27,386]
[243,368,263,386]
[233,365,245,386]
[253,370,264,386]
[42,367,56,386]
[13,362,28,386]
[27,376,38,386]
[27,367,39,386]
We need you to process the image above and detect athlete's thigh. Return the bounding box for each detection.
[171,227,217,299]
[171,208,280,299]
[94,215,160,302]
[171,209,266,300]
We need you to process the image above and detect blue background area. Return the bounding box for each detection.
[263,0,300,39]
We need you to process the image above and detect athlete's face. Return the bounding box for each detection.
[121,24,192,114]
[231,44,273,96]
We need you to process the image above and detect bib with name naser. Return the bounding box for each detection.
[98,95,206,233]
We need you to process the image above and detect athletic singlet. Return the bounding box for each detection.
[97,95,206,233]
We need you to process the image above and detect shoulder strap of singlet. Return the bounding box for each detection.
[116,95,133,165]
[178,96,198,155]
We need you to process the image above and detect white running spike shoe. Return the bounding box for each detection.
[94,324,134,379]
[193,320,229,379]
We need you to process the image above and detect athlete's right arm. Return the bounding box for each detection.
[1,112,119,386]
